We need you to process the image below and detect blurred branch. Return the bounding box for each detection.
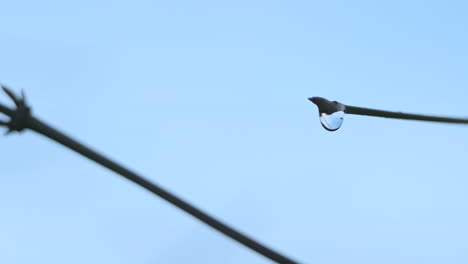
[0,86,298,264]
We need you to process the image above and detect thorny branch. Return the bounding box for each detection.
[0,86,31,135]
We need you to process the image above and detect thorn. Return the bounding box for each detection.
[2,85,20,106]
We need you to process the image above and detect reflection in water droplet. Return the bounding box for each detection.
[320,111,344,131]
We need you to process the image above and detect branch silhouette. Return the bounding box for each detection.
[0,86,299,264]
[309,96,468,131]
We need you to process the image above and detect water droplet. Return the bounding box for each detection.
[308,96,346,132]
[320,111,344,131]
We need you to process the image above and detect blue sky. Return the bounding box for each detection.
[1,1,467,263]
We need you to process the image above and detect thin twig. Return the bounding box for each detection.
[344,105,468,124]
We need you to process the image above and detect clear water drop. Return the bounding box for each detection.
[309,97,346,132]
[319,111,344,131]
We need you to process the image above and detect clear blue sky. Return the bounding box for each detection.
[1,1,467,263]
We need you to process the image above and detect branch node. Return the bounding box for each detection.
[0,85,32,134]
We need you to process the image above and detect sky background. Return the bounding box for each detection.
[1,0,468,263]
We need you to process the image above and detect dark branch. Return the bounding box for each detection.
[0,86,299,264]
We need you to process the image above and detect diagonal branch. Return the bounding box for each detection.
[1,86,299,264]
